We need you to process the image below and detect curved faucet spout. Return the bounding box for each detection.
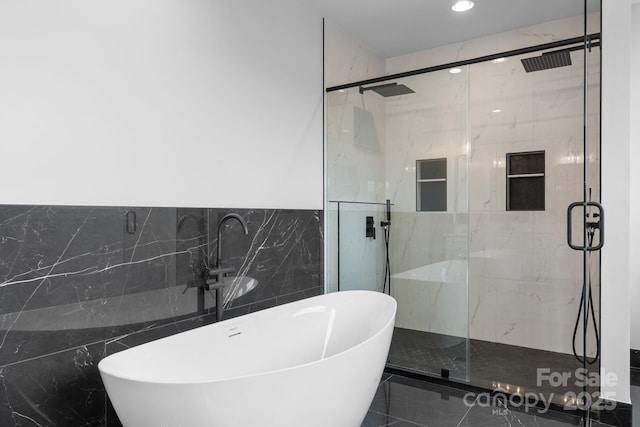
[216,213,249,268]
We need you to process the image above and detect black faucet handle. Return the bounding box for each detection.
[204,266,235,278]
[205,278,227,291]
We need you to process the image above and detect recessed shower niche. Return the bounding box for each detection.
[506,151,546,211]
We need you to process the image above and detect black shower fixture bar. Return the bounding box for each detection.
[326,33,600,93]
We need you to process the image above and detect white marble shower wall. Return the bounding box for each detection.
[382,12,601,355]
[326,87,388,293]
[326,202,387,293]
[327,89,386,203]
[467,48,601,355]
[386,13,601,75]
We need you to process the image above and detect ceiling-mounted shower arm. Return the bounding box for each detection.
[359,83,415,97]
[359,83,396,94]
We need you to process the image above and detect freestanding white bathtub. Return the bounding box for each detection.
[98,290,397,427]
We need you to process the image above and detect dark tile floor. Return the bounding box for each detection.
[362,374,616,427]
[388,327,598,405]
[383,329,640,426]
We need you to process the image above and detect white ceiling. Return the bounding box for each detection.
[299,0,601,58]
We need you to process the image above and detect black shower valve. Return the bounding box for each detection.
[366,216,376,239]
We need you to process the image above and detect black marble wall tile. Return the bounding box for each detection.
[0,343,105,427]
[175,208,207,291]
[214,209,323,309]
[104,312,217,357]
[0,204,323,427]
[218,288,322,321]
[120,207,206,295]
[631,349,640,370]
[0,206,209,365]
[0,206,125,313]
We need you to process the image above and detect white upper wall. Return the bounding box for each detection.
[630,3,640,350]
[600,0,632,404]
[0,0,323,209]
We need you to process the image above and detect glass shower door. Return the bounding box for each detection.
[465,0,602,414]
[382,70,470,381]
[326,67,471,382]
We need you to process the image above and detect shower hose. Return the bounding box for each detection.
[382,223,391,295]
[571,226,600,365]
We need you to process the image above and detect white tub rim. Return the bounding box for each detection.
[98,290,396,386]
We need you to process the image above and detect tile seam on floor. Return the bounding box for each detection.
[455,392,480,427]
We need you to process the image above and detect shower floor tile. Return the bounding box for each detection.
[388,327,598,403]
[362,374,616,427]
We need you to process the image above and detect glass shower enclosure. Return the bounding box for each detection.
[325,0,602,415]
[327,66,471,380]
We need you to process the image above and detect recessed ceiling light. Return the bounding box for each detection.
[449,68,462,74]
[491,57,508,64]
[452,1,474,12]
[492,108,502,113]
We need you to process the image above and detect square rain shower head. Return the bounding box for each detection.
[521,50,572,73]
[360,83,415,97]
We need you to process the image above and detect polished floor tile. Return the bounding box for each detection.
[388,327,596,401]
[362,374,617,427]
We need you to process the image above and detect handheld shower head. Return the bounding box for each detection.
[381,199,391,228]
[386,199,391,223]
